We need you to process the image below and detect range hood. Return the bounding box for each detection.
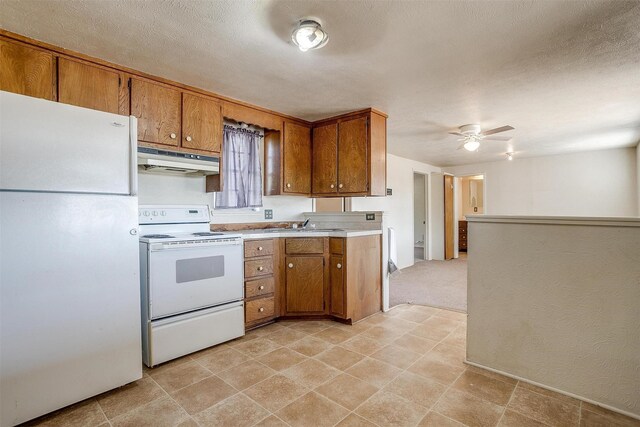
[137,147,219,176]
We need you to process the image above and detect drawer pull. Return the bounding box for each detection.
[330,184,335,189]
[259,285,265,290]
[286,183,291,188]
[259,307,265,312]
[288,263,294,268]
[170,133,177,139]
[258,246,263,251]
[336,263,342,269]
[258,266,264,271]
[185,135,192,142]
[338,184,343,189]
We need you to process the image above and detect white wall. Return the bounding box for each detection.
[351,154,440,270]
[443,147,638,217]
[138,172,312,223]
[637,143,640,214]
[467,216,640,418]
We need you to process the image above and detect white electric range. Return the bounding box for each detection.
[139,205,244,367]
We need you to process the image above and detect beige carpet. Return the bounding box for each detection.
[390,254,467,312]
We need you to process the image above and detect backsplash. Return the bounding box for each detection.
[303,211,384,230]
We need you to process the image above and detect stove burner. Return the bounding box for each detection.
[192,232,224,236]
[142,234,175,239]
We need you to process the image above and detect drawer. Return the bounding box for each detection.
[244,257,274,278]
[245,277,275,299]
[245,296,275,324]
[329,237,344,255]
[245,239,274,258]
[285,238,324,254]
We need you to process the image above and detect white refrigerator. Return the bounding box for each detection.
[0,91,142,426]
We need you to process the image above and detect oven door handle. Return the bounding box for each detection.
[150,241,242,251]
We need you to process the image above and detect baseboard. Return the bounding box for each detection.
[464,360,640,421]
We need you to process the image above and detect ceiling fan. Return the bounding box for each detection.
[449,124,514,151]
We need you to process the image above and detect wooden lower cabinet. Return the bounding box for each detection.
[285,255,325,314]
[329,254,345,317]
[244,235,381,330]
[329,236,382,322]
[244,239,277,329]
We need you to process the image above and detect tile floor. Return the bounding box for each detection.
[24,304,639,427]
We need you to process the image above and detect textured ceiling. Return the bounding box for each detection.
[1,0,639,166]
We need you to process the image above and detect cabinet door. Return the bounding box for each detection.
[330,255,346,318]
[338,116,368,194]
[130,78,181,147]
[312,123,338,194]
[58,58,120,114]
[285,256,324,313]
[0,40,54,100]
[283,122,311,194]
[182,93,222,153]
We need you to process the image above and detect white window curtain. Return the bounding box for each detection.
[215,125,263,209]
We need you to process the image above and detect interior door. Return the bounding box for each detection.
[444,174,455,260]
[312,123,338,194]
[338,116,368,194]
[130,78,181,147]
[285,256,324,313]
[57,57,121,114]
[0,39,54,100]
[182,93,222,153]
[283,122,311,194]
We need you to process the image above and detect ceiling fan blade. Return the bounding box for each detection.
[483,136,512,141]
[449,131,465,136]
[481,125,514,136]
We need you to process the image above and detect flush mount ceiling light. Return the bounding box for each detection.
[292,19,329,52]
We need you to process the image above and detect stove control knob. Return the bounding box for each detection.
[161,211,167,216]
[143,211,150,216]
[130,229,138,236]
[152,211,158,216]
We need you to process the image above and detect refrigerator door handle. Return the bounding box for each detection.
[129,116,138,196]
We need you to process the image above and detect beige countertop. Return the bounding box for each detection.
[231,229,382,239]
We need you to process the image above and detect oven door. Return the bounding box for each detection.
[148,239,243,319]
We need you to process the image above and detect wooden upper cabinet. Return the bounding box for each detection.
[311,110,387,197]
[0,39,54,100]
[312,123,338,194]
[130,78,181,147]
[182,93,222,154]
[57,58,121,114]
[283,121,311,194]
[338,116,368,194]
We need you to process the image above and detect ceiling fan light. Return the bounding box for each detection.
[506,152,514,160]
[292,20,328,52]
[464,140,480,151]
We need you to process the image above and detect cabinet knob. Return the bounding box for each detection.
[338,184,344,189]
[258,266,264,271]
[185,136,192,142]
[330,184,335,189]
[288,263,294,268]
[258,246,263,251]
[259,307,265,312]
[258,285,265,290]
[170,133,177,139]
[337,263,342,269]
[286,183,291,188]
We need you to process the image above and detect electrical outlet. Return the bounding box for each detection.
[264,209,273,219]
[386,188,393,196]
[366,213,375,221]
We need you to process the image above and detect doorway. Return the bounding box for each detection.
[454,174,485,256]
[413,173,428,262]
